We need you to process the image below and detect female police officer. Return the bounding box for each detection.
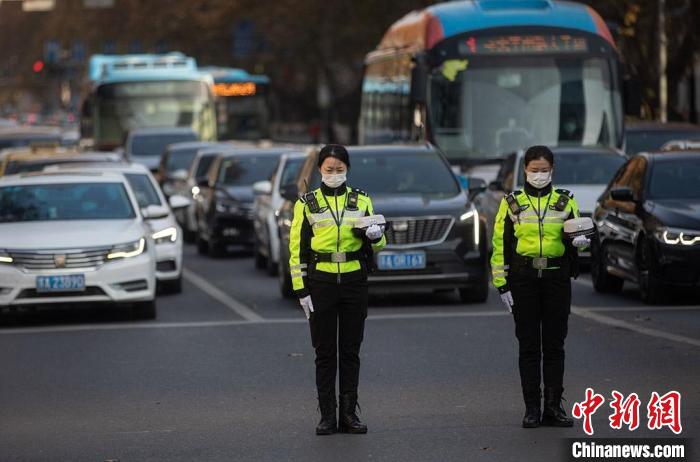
[289,144,385,435]
[490,145,590,428]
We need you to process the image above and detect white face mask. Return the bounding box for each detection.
[322,172,346,189]
[526,171,552,189]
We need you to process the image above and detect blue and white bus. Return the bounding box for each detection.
[81,53,217,150]
[200,67,271,141]
[360,0,623,174]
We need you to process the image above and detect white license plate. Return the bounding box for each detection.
[377,251,426,271]
[36,274,86,293]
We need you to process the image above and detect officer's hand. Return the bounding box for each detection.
[365,224,384,240]
[299,295,314,320]
[500,291,514,313]
[572,235,591,249]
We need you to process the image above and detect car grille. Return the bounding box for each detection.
[17,287,106,299]
[385,217,454,247]
[8,247,112,270]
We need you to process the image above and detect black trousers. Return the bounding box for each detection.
[308,279,368,397]
[510,273,571,402]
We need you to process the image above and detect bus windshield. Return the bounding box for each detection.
[218,93,269,140]
[95,80,215,144]
[429,57,620,161]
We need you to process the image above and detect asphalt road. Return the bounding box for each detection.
[1,245,698,461]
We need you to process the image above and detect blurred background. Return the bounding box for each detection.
[0,0,698,144]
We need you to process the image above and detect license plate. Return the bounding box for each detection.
[36,274,86,293]
[377,251,426,271]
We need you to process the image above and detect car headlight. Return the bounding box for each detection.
[107,238,146,260]
[216,200,241,214]
[0,250,12,264]
[152,226,178,244]
[460,205,480,246]
[654,227,700,246]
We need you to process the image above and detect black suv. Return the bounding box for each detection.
[592,151,700,303]
[277,145,489,302]
[195,148,291,256]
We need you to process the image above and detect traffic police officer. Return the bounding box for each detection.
[289,144,386,435]
[491,145,590,428]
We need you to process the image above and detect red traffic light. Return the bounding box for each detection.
[32,60,45,73]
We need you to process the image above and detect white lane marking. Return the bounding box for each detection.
[572,306,700,348]
[182,268,264,322]
[585,305,700,313]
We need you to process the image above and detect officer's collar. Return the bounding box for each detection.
[523,182,553,197]
[320,182,347,196]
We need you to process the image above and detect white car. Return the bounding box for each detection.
[0,171,157,318]
[46,162,189,293]
[252,151,306,275]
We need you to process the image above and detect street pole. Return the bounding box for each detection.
[658,0,668,122]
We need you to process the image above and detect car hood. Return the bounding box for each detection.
[222,186,254,204]
[646,199,700,230]
[371,193,468,218]
[0,220,146,250]
[558,184,606,215]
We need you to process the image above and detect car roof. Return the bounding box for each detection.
[0,170,128,186]
[166,141,218,152]
[128,126,197,136]
[513,145,625,158]
[640,150,700,162]
[344,144,438,155]
[0,125,63,139]
[626,121,700,132]
[43,161,152,175]
[220,147,297,158]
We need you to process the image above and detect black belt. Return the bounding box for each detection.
[311,250,364,263]
[512,254,566,270]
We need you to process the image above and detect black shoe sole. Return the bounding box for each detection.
[522,421,540,428]
[338,425,368,434]
[316,428,337,435]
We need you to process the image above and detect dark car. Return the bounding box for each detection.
[195,148,291,256]
[592,151,700,303]
[276,145,489,302]
[157,141,218,197]
[124,127,198,171]
[625,122,700,156]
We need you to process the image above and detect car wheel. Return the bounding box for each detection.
[208,239,226,258]
[591,242,624,293]
[159,276,182,295]
[459,278,489,304]
[183,229,196,244]
[196,233,208,255]
[132,299,156,320]
[638,239,663,305]
[278,257,294,298]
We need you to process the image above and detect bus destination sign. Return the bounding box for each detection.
[459,34,589,55]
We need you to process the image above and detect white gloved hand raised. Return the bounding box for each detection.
[500,291,514,313]
[365,224,384,240]
[299,295,314,320]
[572,235,591,249]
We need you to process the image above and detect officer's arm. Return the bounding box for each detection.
[491,198,510,293]
[289,199,311,298]
[365,197,386,252]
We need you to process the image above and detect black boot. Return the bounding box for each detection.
[316,394,337,435]
[541,388,574,427]
[522,389,541,428]
[338,392,367,434]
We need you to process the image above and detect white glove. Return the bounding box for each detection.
[500,291,514,313]
[365,224,384,240]
[299,295,314,320]
[572,235,591,249]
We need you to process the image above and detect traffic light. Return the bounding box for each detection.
[32,60,45,73]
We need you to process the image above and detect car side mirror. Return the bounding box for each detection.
[467,177,487,199]
[280,183,299,202]
[610,187,635,202]
[488,180,504,191]
[168,194,191,210]
[141,204,170,220]
[253,180,273,196]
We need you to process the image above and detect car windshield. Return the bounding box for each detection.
[218,155,280,186]
[130,133,197,158]
[625,130,700,155]
[280,158,304,187]
[648,158,700,200]
[517,152,626,186]
[165,147,198,173]
[429,57,621,161]
[124,173,162,207]
[194,154,216,178]
[0,182,135,222]
[309,151,461,197]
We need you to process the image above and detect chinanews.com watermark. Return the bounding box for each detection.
[562,388,691,461]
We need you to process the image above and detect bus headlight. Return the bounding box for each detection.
[152,227,178,244]
[107,238,146,259]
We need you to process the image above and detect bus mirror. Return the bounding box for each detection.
[623,75,642,117]
[411,53,428,104]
